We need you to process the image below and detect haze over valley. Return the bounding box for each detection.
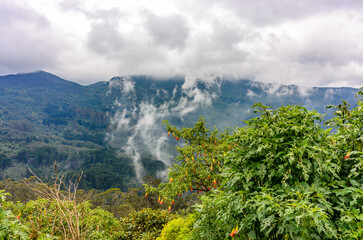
[0,70,359,189]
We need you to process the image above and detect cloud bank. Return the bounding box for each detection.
[1,0,363,87]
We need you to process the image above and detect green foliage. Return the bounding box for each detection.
[0,153,11,170]
[119,208,176,240]
[144,117,229,206]
[3,195,123,239]
[325,89,363,239]
[0,178,37,203]
[0,190,29,240]
[157,214,195,240]
[153,91,362,239]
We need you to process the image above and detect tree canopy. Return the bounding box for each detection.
[146,89,363,239]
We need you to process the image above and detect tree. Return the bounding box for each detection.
[150,90,363,239]
[144,117,229,208]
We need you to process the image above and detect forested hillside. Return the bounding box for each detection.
[0,89,361,239]
[0,71,359,189]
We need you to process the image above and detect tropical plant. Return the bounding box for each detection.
[144,117,229,208]
[152,90,362,239]
[0,190,29,240]
[157,214,195,240]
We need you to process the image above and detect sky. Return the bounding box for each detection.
[0,0,363,87]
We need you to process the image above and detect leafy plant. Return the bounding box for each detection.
[119,208,176,240]
[144,117,229,207]
[0,190,29,240]
[152,91,362,239]
[157,214,195,240]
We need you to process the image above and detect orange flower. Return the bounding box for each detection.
[145,192,148,197]
[168,206,171,212]
[168,131,170,136]
[230,225,239,237]
[176,137,179,141]
[169,177,173,183]
[344,152,350,159]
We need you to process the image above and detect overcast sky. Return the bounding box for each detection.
[1,0,363,87]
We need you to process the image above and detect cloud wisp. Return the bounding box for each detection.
[105,75,221,181]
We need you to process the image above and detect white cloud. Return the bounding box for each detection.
[246,90,257,97]
[1,0,363,88]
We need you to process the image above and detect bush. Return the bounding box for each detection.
[150,90,362,239]
[119,208,176,240]
[0,190,29,240]
[157,214,195,240]
[192,102,362,239]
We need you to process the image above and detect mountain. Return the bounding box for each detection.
[0,71,360,190]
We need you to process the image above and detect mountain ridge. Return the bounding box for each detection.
[0,71,361,189]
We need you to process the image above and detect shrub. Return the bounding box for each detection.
[0,190,29,240]
[119,208,176,240]
[157,214,195,240]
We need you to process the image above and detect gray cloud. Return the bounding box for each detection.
[203,0,363,26]
[0,0,363,88]
[0,0,67,74]
[87,21,124,56]
[0,0,49,26]
[59,0,84,12]
[144,12,189,49]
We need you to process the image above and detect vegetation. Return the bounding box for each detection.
[157,214,195,240]
[0,71,166,188]
[145,89,362,239]
[0,84,362,239]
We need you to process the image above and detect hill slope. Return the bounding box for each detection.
[0,71,360,188]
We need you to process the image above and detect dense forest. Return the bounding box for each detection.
[0,71,359,191]
[1,89,362,239]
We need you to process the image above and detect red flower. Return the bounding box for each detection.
[230,226,238,237]
[344,152,350,159]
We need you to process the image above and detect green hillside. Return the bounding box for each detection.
[0,71,360,191]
